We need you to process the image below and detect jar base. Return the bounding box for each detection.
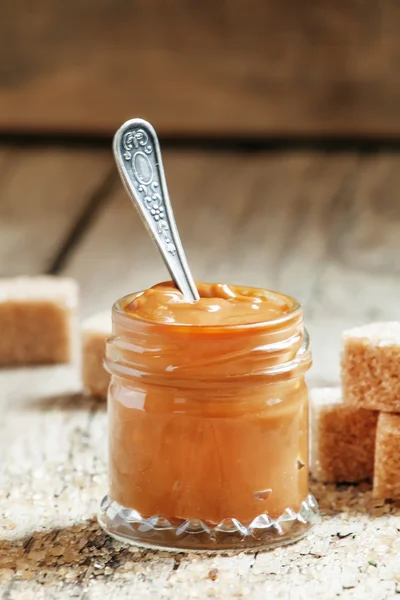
[98,494,319,553]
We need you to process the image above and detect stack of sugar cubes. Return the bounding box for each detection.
[0,276,111,399]
[311,322,400,499]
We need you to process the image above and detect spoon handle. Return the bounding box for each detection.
[113,118,199,303]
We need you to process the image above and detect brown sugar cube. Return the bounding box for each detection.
[82,311,111,398]
[0,276,78,366]
[373,413,400,499]
[310,387,378,483]
[341,322,400,412]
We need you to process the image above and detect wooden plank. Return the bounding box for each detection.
[1,1,400,136]
[63,149,358,384]
[63,149,400,386]
[64,149,328,312]
[309,153,400,385]
[0,147,112,275]
[63,150,214,316]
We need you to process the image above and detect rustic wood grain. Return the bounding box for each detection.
[1,1,400,136]
[307,152,400,384]
[63,148,400,385]
[0,147,113,275]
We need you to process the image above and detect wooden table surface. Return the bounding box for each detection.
[1,144,400,599]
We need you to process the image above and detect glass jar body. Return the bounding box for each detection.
[99,291,319,552]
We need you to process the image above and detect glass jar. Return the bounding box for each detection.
[99,287,319,552]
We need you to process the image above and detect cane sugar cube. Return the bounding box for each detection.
[310,387,378,483]
[0,276,78,366]
[373,413,400,499]
[82,311,111,398]
[341,322,400,412]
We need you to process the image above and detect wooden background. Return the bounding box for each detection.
[1,0,400,136]
[0,144,399,387]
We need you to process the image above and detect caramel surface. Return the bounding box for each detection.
[124,281,293,326]
[108,282,310,523]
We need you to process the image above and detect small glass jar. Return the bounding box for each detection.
[99,287,319,552]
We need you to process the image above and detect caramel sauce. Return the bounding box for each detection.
[124,281,293,326]
[107,282,310,523]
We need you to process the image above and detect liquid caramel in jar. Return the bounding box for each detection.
[99,282,319,551]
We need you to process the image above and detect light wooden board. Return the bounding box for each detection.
[1,1,400,136]
[0,147,112,275]
[63,149,400,386]
[1,147,400,599]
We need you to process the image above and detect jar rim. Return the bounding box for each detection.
[112,286,302,333]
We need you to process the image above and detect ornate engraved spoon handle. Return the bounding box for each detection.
[113,118,200,303]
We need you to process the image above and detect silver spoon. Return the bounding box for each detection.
[113,118,199,303]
